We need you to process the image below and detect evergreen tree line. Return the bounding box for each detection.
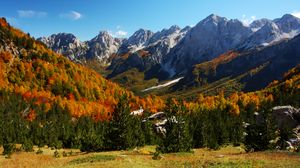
[0,89,298,157]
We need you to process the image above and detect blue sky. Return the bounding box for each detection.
[1,0,300,41]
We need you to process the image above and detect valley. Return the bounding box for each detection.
[1,1,300,167]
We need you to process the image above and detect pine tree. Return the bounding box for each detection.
[157,99,192,153]
[106,94,131,150]
[106,94,145,150]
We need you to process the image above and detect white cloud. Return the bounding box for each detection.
[60,11,82,20]
[291,11,300,18]
[18,10,47,18]
[115,30,128,37]
[241,14,256,26]
[108,26,128,37]
[107,29,128,37]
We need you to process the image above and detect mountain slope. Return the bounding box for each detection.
[240,14,300,49]
[107,25,190,79]
[175,33,300,95]
[161,14,253,76]
[37,13,300,93]
[0,18,164,120]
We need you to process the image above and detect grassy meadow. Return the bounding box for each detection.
[1,145,300,168]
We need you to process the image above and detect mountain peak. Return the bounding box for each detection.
[181,26,192,32]
[205,14,227,22]
[52,33,77,39]
[250,18,272,30]
[129,29,153,42]
[275,14,300,23]
[198,14,228,27]
[282,14,298,20]
[169,25,181,31]
[135,28,152,34]
[98,31,112,37]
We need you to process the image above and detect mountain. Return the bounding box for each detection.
[145,25,190,64]
[0,17,164,120]
[87,31,124,65]
[38,14,300,89]
[118,29,154,54]
[240,14,300,49]
[39,31,124,65]
[175,33,300,94]
[249,18,272,32]
[161,14,253,77]
[274,14,300,34]
[107,25,190,79]
[37,33,88,61]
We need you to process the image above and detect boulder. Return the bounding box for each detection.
[272,106,300,129]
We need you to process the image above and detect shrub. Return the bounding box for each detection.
[3,143,15,158]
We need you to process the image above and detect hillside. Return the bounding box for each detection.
[0,18,164,120]
[170,34,300,98]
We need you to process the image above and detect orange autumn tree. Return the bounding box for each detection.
[0,17,164,121]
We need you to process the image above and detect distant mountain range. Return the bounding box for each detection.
[38,14,300,94]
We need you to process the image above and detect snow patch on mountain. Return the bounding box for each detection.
[142,77,183,92]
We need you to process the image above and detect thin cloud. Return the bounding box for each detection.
[115,30,128,37]
[291,11,300,18]
[108,29,128,38]
[241,14,256,25]
[108,26,128,37]
[18,10,47,18]
[60,11,82,20]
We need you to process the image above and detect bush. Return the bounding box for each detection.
[54,150,61,158]
[152,151,162,160]
[22,139,34,152]
[3,143,15,158]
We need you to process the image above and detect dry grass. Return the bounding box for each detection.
[1,145,300,168]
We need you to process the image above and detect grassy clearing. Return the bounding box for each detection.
[69,155,116,164]
[0,145,300,168]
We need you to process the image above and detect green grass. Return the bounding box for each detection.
[69,155,116,165]
[110,68,158,96]
[1,145,300,168]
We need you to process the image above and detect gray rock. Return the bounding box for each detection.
[38,33,88,61]
[272,106,300,129]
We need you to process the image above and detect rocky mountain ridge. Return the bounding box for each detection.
[38,14,300,80]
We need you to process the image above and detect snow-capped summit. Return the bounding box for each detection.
[38,13,300,80]
[144,25,190,64]
[162,15,252,76]
[250,18,272,32]
[240,15,300,49]
[149,25,181,44]
[240,22,283,49]
[274,14,300,33]
[118,29,154,54]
